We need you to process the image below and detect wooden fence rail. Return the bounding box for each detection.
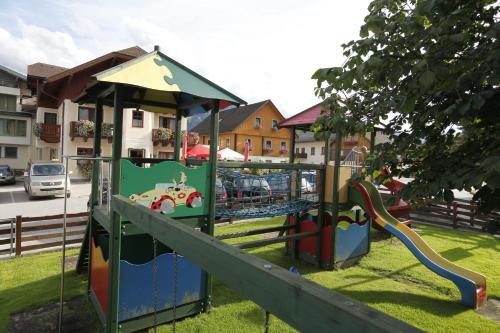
[411,200,499,233]
[0,212,88,258]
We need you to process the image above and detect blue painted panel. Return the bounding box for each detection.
[118,253,205,322]
[335,222,369,263]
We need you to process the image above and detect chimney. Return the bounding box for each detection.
[154,45,160,52]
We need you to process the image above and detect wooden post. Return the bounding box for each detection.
[15,215,22,256]
[330,130,342,267]
[174,108,182,161]
[107,85,124,333]
[289,128,296,164]
[90,98,103,207]
[205,99,219,312]
[452,203,458,229]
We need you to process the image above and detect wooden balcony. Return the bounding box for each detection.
[152,128,174,146]
[39,124,61,143]
[296,152,308,158]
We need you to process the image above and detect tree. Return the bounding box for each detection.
[312,0,500,212]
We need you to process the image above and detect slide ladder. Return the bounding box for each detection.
[349,180,487,309]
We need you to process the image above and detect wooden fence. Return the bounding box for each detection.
[0,212,88,258]
[410,198,499,233]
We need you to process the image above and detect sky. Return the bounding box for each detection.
[0,0,371,117]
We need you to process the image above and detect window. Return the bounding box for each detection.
[159,116,175,130]
[0,94,16,111]
[301,148,305,154]
[0,118,27,137]
[4,146,17,158]
[225,138,230,148]
[272,119,278,128]
[129,149,145,158]
[254,117,262,128]
[44,112,57,124]
[321,146,326,155]
[78,107,95,121]
[77,147,93,165]
[49,148,58,161]
[265,140,272,150]
[311,147,315,156]
[281,141,287,151]
[295,148,299,154]
[132,110,144,127]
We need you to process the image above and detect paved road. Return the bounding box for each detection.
[0,181,91,219]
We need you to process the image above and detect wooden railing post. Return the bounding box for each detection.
[452,203,458,229]
[15,215,22,256]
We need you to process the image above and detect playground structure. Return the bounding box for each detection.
[60,46,485,333]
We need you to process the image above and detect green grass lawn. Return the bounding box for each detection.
[0,218,498,332]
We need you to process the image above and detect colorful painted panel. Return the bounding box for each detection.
[120,160,209,218]
[90,235,109,315]
[118,253,205,322]
[334,222,369,264]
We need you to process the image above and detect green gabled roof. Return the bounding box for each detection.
[93,50,246,106]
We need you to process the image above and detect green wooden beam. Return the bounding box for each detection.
[217,161,325,170]
[216,224,294,240]
[205,99,220,311]
[236,231,317,250]
[107,85,124,333]
[111,195,421,333]
[330,129,342,267]
[174,108,182,161]
[90,98,103,207]
[289,127,296,164]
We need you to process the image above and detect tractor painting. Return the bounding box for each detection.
[129,172,203,214]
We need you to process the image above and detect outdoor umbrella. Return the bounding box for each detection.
[218,148,244,161]
[187,144,220,159]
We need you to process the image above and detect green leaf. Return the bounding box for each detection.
[419,71,435,89]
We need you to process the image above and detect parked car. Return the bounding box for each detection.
[0,165,16,185]
[223,173,272,204]
[24,161,71,199]
[215,178,228,208]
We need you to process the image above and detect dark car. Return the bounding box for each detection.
[0,165,15,185]
[223,173,272,205]
[215,178,228,209]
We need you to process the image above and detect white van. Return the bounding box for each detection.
[24,161,71,199]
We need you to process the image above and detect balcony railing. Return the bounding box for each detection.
[70,121,113,142]
[38,123,61,143]
[152,128,174,146]
[296,152,308,158]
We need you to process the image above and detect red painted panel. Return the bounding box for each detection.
[90,237,109,315]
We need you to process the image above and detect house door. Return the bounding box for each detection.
[44,113,57,124]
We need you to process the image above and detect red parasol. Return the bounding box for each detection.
[187,144,220,159]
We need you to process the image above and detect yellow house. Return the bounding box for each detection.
[192,100,291,162]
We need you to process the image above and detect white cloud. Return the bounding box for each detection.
[0,19,94,73]
[0,1,371,117]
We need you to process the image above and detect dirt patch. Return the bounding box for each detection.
[368,267,455,297]
[8,296,98,333]
[64,255,78,269]
[477,299,500,323]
